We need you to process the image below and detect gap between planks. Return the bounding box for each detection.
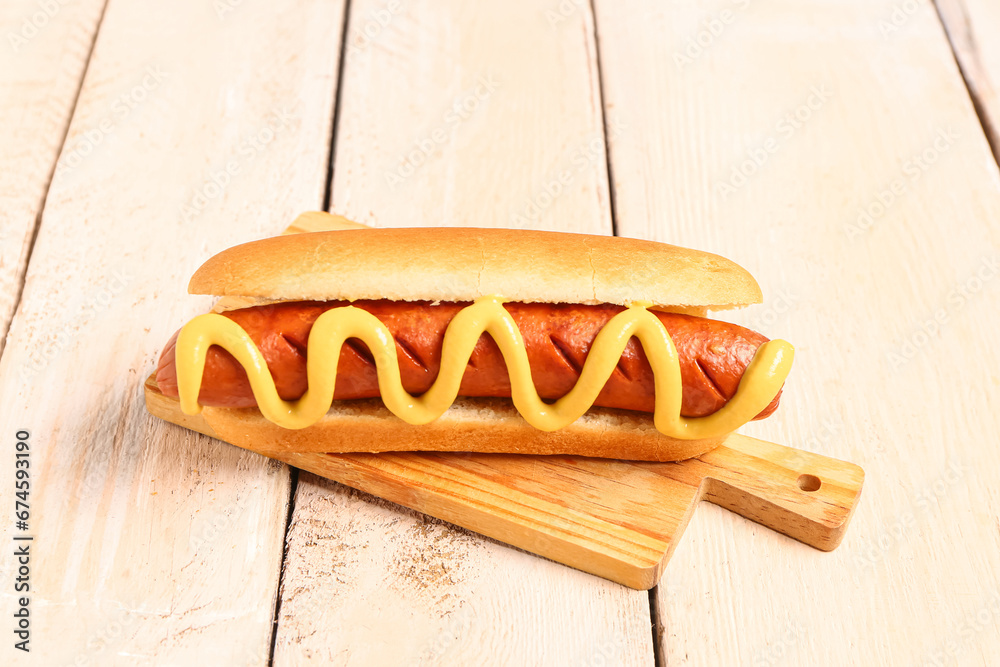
[0,0,109,360]
[934,0,1000,162]
[266,2,354,664]
[585,1,668,657]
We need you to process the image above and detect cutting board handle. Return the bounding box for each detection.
[692,434,865,551]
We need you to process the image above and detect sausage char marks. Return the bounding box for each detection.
[156,300,781,419]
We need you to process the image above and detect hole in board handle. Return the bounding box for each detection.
[797,474,822,492]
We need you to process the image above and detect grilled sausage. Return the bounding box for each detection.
[156,300,780,419]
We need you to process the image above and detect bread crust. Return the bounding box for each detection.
[146,374,722,462]
[189,228,762,310]
[200,397,724,462]
[162,221,766,461]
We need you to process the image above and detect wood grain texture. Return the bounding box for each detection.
[937,0,1000,155]
[0,0,346,663]
[594,0,1000,663]
[280,477,652,667]
[145,373,864,589]
[329,0,612,233]
[272,1,652,664]
[0,0,106,356]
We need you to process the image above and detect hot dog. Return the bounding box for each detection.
[146,220,795,462]
[155,300,780,418]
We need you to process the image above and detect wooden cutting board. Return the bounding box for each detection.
[145,212,864,590]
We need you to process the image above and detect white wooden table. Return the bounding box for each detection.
[2,1,999,664]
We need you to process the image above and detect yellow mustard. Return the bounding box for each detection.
[175,297,793,438]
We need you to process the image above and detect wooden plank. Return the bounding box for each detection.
[328,0,612,232]
[937,0,1000,155]
[281,478,652,666]
[271,1,652,664]
[594,0,1000,663]
[0,0,346,663]
[0,0,106,355]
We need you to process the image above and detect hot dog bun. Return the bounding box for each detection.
[188,228,763,311]
[147,216,788,462]
[145,377,726,462]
